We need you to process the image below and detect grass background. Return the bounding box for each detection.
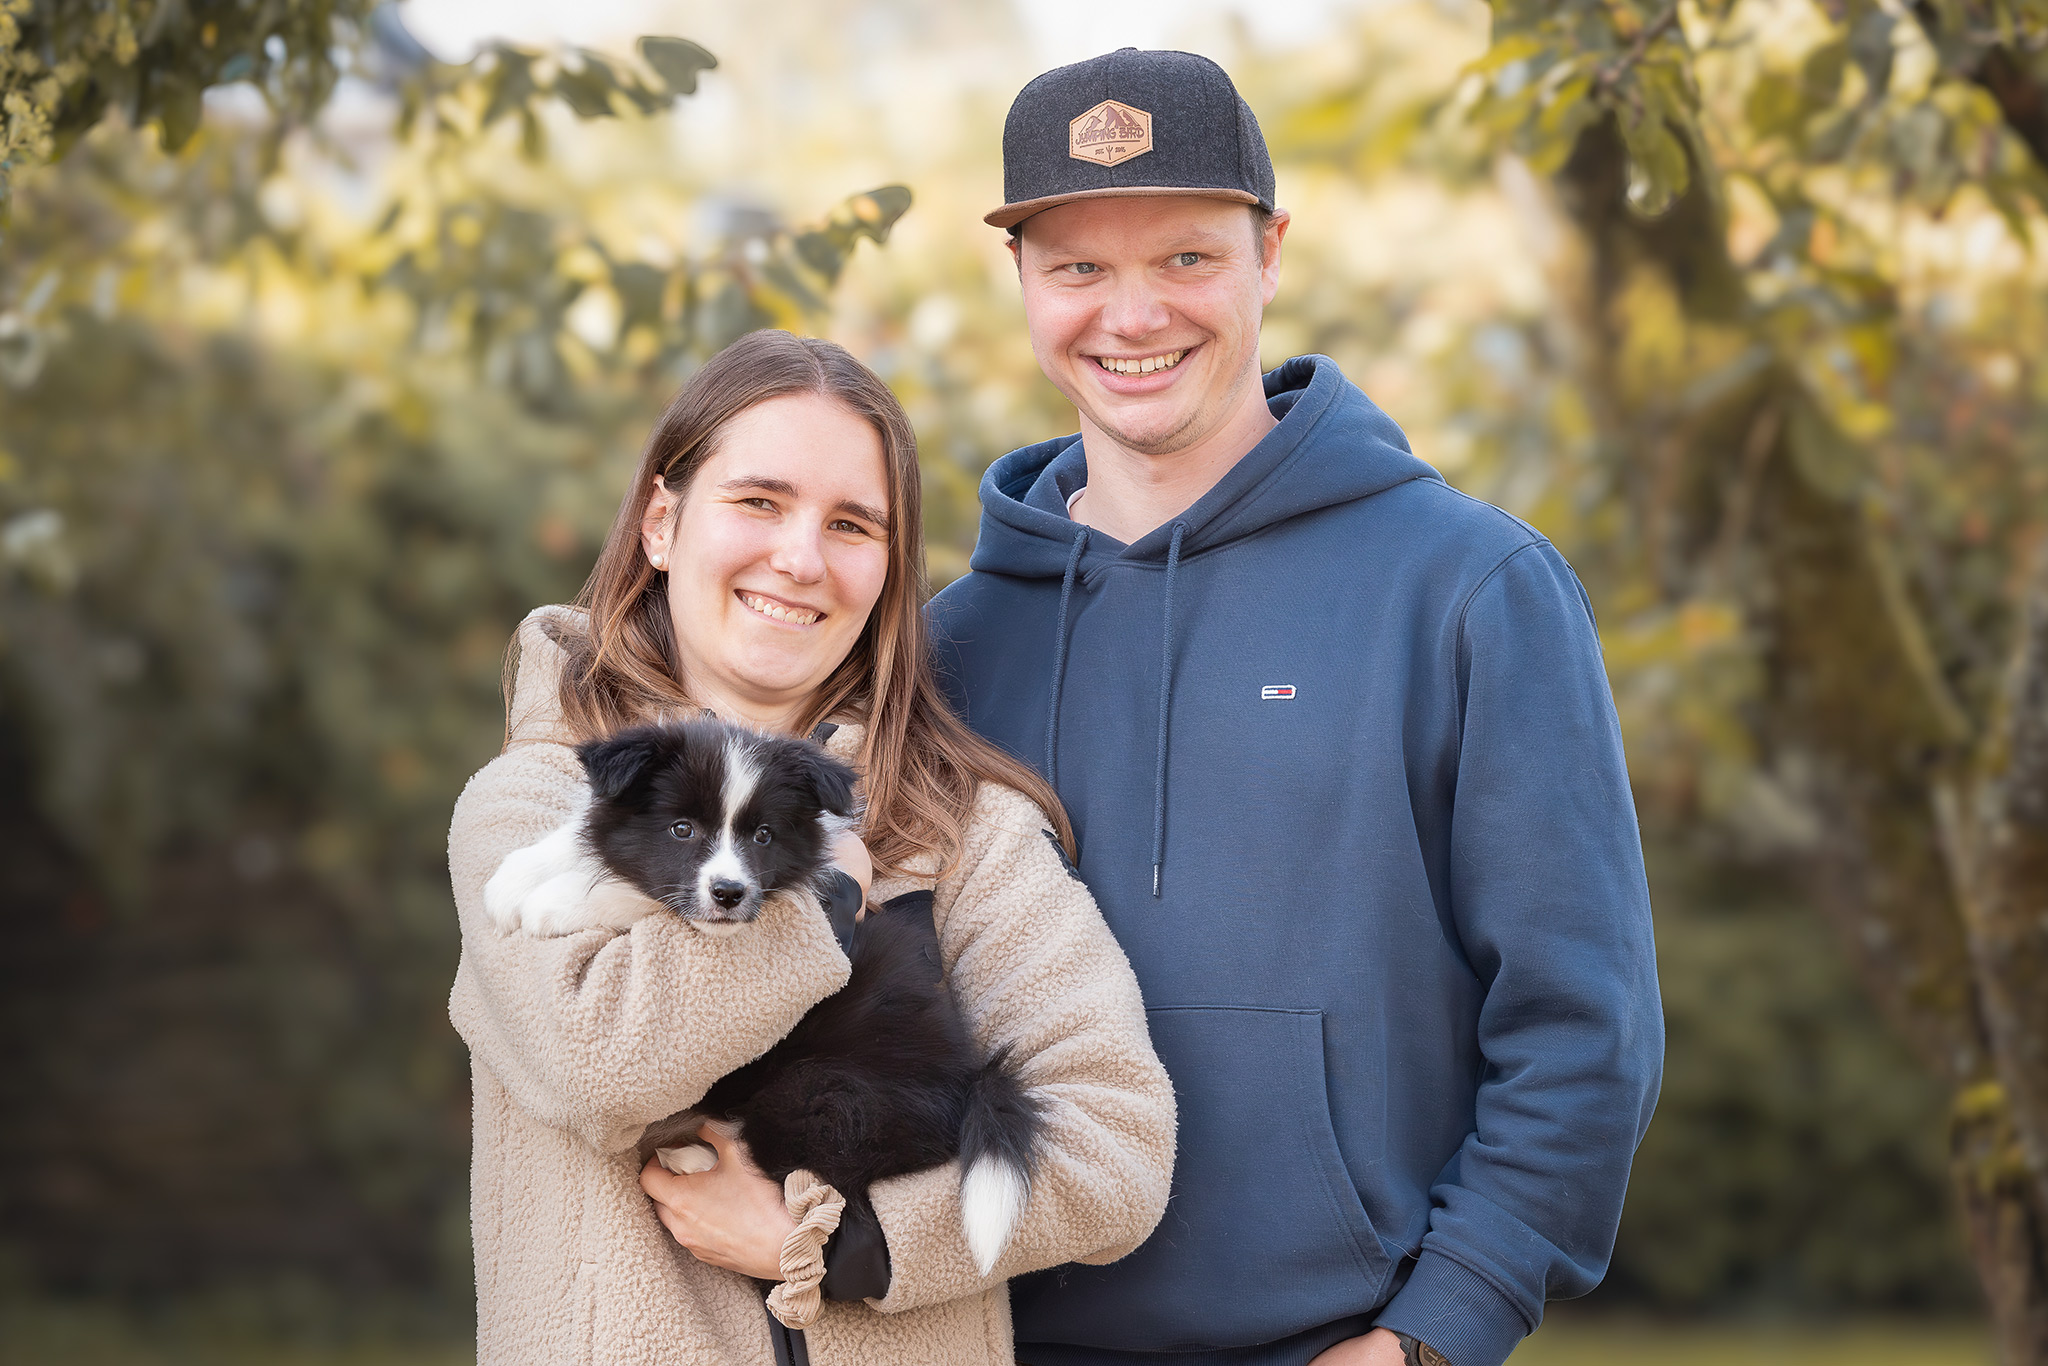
[0,1300,1993,1366]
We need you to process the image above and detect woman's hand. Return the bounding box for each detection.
[831,829,873,916]
[638,1122,796,1280]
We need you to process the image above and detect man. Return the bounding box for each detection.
[928,49,1663,1366]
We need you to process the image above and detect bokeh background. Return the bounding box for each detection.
[5,0,2048,1361]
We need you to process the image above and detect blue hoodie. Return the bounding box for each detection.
[927,357,1662,1366]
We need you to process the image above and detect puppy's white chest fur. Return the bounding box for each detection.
[484,796,660,937]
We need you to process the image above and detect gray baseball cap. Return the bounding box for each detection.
[986,48,1276,231]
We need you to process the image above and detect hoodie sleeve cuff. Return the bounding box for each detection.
[1374,1251,1535,1366]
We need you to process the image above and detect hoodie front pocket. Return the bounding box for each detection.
[1011,1004,1391,1352]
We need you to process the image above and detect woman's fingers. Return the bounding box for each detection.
[640,1154,685,1204]
[829,829,873,903]
[636,1144,792,1279]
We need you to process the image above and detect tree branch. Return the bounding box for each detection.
[1595,2,1684,98]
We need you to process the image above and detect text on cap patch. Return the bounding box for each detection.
[1069,100,1153,167]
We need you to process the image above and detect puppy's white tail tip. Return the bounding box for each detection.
[960,1154,1028,1277]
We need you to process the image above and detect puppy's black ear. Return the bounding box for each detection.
[576,730,661,802]
[799,747,859,818]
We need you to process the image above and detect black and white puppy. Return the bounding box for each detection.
[482,719,1041,1275]
[485,719,854,938]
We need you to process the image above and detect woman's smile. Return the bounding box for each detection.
[736,589,824,627]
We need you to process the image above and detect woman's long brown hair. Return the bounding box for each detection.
[542,329,1074,877]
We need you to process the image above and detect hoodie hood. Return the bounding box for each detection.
[963,355,1443,899]
[969,354,1441,578]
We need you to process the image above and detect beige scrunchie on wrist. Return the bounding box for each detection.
[764,1168,846,1330]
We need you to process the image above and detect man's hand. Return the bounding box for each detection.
[1308,1328,1409,1366]
[638,1122,795,1280]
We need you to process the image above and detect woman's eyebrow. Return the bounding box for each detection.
[718,476,889,530]
[836,499,891,530]
[718,475,799,498]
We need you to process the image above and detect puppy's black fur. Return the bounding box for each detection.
[574,720,1041,1268]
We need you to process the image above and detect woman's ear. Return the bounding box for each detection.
[641,475,679,571]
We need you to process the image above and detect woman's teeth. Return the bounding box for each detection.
[740,592,820,625]
[1096,349,1186,376]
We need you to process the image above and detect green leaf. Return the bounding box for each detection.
[1623,115,1691,216]
[759,258,826,313]
[1744,72,1804,139]
[611,262,669,336]
[1805,107,1860,162]
[1801,40,1848,108]
[1538,71,1594,134]
[853,185,913,239]
[1465,33,1548,78]
[553,57,620,119]
[1891,103,1948,194]
[1527,92,1600,174]
[481,49,537,128]
[157,76,204,153]
[1983,178,2036,249]
[638,37,717,96]
[1847,10,1897,101]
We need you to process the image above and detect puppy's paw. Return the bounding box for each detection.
[484,842,555,933]
[522,871,609,936]
[655,1142,719,1175]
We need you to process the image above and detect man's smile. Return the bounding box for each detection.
[1092,348,1189,376]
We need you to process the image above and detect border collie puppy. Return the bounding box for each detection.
[482,719,1041,1275]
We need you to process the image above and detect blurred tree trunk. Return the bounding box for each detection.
[1937,548,2048,1363]
[1552,110,2048,1362]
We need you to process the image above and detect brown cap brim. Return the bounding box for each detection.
[984,184,1261,231]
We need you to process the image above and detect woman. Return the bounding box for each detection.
[447,330,1174,1365]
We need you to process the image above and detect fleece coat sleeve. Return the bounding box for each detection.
[1374,542,1664,1366]
[445,615,851,1157]
[864,784,1177,1316]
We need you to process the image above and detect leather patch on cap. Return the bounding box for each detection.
[1068,100,1153,167]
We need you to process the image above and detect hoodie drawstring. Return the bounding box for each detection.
[1044,528,1090,786]
[1151,522,1186,899]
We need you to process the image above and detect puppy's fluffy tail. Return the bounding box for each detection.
[958,1046,1043,1276]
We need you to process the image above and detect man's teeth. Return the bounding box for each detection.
[741,593,820,625]
[1096,349,1186,376]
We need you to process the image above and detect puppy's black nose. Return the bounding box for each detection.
[709,879,747,909]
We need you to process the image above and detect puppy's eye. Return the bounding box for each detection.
[753,825,773,846]
[670,820,695,840]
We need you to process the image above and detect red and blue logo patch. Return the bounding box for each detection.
[1260,685,1297,701]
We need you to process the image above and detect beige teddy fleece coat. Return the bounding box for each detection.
[447,608,1176,1366]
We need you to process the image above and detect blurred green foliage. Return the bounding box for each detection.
[1617,847,1973,1311]
[0,0,2021,1342]
[1409,2,2048,1346]
[0,0,374,203]
[0,4,908,1324]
